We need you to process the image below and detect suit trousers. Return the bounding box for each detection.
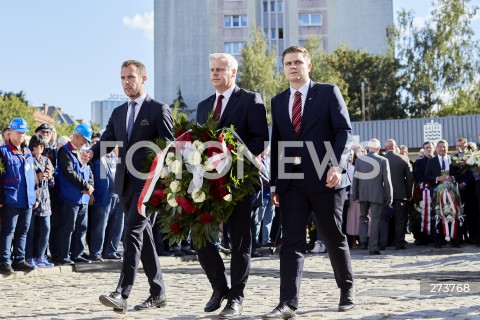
[392,199,407,247]
[196,195,252,304]
[115,185,165,299]
[278,177,353,309]
[359,201,385,252]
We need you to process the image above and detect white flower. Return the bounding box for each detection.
[170,180,181,193]
[165,152,175,166]
[167,194,178,207]
[160,167,169,178]
[192,140,205,152]
[188,150,202,166]
[171,160,183,175]
[466,155,476,166]
[192,188,206,203]
[223,194,232,202]
[203,160,215,172]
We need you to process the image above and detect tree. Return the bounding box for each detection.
[90,122,101,134]
[0,92,36,134]
[170,87,194,120]
[393,0,480,117]
[238,27,286,123]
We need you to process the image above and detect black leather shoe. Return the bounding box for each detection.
[219,301,243,319]
[204,288,228,312]
[73,256,92,264]
[12,260,36,271]
[338,287,355,311]
[133,294,167,310]
[262,303,296,319]
[378,245,386,251]
[359,243,368,250]
[369,250,381,255]
[99,292,127,314]
[0,263,15,275]
[251,252,263,258]
[395,245,406,250]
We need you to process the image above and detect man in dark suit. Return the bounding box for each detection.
[263,46,354,320]
[88,60,173,313]
[352,139,393,255]
[414,141,435,184]
[196,53,268,319]
[384,139,414,250]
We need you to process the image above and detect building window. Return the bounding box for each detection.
[278,0,283,12]
[278,28,284,39]
[225,15,248,28]
[225,42,246,55]
[298,13,322,26]
[271,28,276,40]
[270,1,275,12]
[263,1,268,13]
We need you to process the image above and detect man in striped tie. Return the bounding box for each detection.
[264,46,355,319]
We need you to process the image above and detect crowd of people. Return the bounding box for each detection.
[1,46,479,319]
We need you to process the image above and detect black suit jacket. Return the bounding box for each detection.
[424,155,451,189]
[384,151,414,200]
[196,86,268,156]
[270,82,352,194]
[91,95,173,195]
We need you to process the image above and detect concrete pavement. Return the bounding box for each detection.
[1,235,479,319]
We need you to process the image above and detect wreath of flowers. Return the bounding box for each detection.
[141,114,260,248]
[433,182,464,239]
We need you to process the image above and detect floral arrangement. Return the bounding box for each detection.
[451,150,480,179]
[138,114,261,248]
[0,158,3,173]
[433,182,463,240]
[411,183,432,235]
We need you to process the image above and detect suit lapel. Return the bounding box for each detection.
[120,102,129,142]
[278,89,297,137]
[218,86,240,128]
[299,82,318,136]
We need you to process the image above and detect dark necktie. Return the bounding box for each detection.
[441,157,446,171]
[214,95,224,121]
[127,101,137,141]
[292,91,302,135]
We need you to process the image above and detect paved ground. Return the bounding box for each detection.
[1,235,480,320]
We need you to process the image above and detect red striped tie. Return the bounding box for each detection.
[292,91,302,135]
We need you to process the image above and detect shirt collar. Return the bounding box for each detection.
[130,93,147,108]
[216,84,235,101]
[289,80,311,98]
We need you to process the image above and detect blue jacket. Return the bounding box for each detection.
[57,142,91,205]
[0,142,36,209]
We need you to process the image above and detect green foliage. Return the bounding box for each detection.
[90,122,101,134]
[238,27,286,124]
[393,0,480,117]
[54,122,77,138]
[304,39,405,121]
[170,87,194,119]
[0,93,36,134]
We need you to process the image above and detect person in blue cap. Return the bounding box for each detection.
[55,123,94,265]
[0,118,37,275]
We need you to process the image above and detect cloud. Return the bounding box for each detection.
[122,11,154,41]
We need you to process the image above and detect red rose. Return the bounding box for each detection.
[201,131,210,142]
[175,129,186,138]
[200,213,213,224]
[209,176,228,198]
[154,189,167,200]
[151,195,161,208]
[218,133,224,143]
[176,196,194,214]
[227,145,233,152]
[176,130,193,142]
[171,223,181,234]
